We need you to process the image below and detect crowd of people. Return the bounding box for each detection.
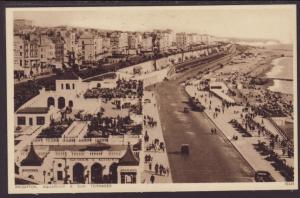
[84,79,144,100]
[84,114,142,138]
[229,119,252,137]
[143,115,158,127]
[238,84,293,118]
[145,138,165,152]
[255,140,294,181]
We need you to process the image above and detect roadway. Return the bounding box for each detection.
[151,51,255,183]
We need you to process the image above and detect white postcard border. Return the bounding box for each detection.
[6,5,298,194]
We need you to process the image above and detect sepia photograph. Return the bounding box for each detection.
[5,4,298,194]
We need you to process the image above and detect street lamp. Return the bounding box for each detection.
[43,170,46,184]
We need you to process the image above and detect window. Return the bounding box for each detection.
[66,83,70,90]
[17,117,26,125]
[20,60,22,66]
[61,84,64,89]
[20,52,22,56]
[58,163,62,167]
[36,117,45,125]
[57,171,63,180]
[72,83,75,89]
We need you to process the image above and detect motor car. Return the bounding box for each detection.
[183,107,189,113]
[255,171,275,182]
[144,99,151,103]
[181,144,189,155]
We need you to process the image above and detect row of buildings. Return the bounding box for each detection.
[14,19,218,77]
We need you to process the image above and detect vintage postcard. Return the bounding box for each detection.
[6,5,298,194]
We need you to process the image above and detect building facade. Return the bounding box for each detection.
[176,32,188,50]
[14,35,25,70]
[78,32,103,64]
[110,32,128,55]
[38,34,55,69]
[141,36,153,52]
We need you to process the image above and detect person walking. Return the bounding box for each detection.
[159,165,163,176]
[166,167,169,177]
[155,163,159,174]
[150,174,155,183]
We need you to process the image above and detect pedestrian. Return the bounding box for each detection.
[159,165,163,175]
[166,167,169,177]
[155,163,159,174]
[149,162,152,170]
[211,128,214,135]
[150,174,155,183]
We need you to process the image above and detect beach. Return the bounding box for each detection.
[266,57,293,95]
[204,44,294,141]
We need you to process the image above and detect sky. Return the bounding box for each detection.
[12,5,296,44]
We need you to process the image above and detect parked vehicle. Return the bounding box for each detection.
[181,144,189,155]
[255,171,275,182]
[144,99,151,103]
[188,97,205,112]
[183,107,189,113]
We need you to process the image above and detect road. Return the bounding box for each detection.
[151,53,255,183]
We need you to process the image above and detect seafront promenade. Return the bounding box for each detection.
[185,84,293,181]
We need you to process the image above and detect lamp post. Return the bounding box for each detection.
[43,170,46,184]
[52,160,55,183]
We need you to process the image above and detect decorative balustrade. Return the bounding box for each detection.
[52,150,123,158]
[32,135,141,146]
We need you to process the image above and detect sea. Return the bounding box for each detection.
[265,56,294,95]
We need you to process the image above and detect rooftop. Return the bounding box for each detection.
[17,107,49,114]
[80,32,94,39]
[48,144,127,151]
[56,71,80,80]
[20,143,44,166]
[118,143,139,166]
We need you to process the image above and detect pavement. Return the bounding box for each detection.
[141,91,172,183]
[185,85,291,181]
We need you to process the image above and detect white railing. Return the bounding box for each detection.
[32,135,141,146]
[52,150,124,158]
